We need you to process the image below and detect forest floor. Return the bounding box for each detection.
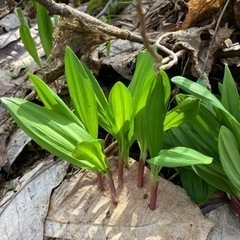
[0,0,240,239]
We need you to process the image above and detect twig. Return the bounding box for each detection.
[33,0,173,55]
[135,0,162,70]
[202,0,231,75]
[155,32,179,71]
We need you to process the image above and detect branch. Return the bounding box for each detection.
[135,0,162,68]
[35,0,172,48]
[33,0,147,44]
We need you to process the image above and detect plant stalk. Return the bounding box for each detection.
[97,173,104,192]
[107,171,118,205]
[137,152,147,188]
[149,180,159,210]
[230,196,240,216]
[137,158,145,188]
[118,152,124,189]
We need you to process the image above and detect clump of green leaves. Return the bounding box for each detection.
[1,46,214,210]
[128,51,213,209]
[167,65,240,212]
[1,47,118,205]
[16,3,54,72]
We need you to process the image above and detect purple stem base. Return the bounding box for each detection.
[97,173,104,192]
[149,181,159,210]
[137,158,145,188]
[108,172,118,205]
[230,196,240,216]
[118,154,124,189]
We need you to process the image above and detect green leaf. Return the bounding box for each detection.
[221,65,240,122]
[128,50,155,100]
[36,3,53,57]
[65,47,98,138]
[107,81,133,164]
[188,104,221,153]
[171,76,226,112]
[144,73,165,158]
[218,126,240,190]
[214,107,240,143]
[192,164,236,197]
[28,73,85,128]
[147,147,213,168]
[73,139,109,173]
[0,98,106,172]
[164,97,200,131]
[179,167,216,204]
[76,56,109,130]
[107,82,132,137]
[16,8,43,71]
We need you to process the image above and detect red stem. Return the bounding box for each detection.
[107,171,118,205]
[97,173,104,192]
[230,196,240,216]
[118,153,124,189]
[137,158,145,188]
[149,181,159,210]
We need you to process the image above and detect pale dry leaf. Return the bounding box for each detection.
[182,0,224,29]
[45,160,214,239]
[4,129,31,169]
[206,204,240,240]
[0,13,20,31]
[0,158,68,240]
[99,39,142,80]
[174,24,233,77]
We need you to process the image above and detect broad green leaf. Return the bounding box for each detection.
[221,65,240,122]
[171,76,226,112]
[0,98,106,172]
[77,57,109,129]
[107,81,133,139]
[65,47,98,138]
[164,97,200,131]
[37,3,53,57]
[161,71,171,107]
[214,107,240,143]
[107,81,133,164]
[73,139,109,173]
[164,125,195,148]
[188,104,220,153]
[179,167,216,204]
[218,126,240,190]
[144,74,165,158]
[147,147,213,168]
[28,73,85,128]
[16,8,43,71]
[192,164,236,196]
[128,50,155,100]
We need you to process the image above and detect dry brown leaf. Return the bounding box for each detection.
[233,0,240,28]
[182,0,225,29]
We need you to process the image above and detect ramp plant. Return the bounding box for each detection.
[128,51,213,209]
[167,65,240,213]
[1,47,118,205]
[1,45,214,210]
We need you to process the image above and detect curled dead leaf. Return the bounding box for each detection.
[182,0,225,29]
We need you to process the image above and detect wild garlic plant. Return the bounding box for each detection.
[2,47,214,210]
